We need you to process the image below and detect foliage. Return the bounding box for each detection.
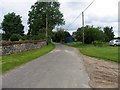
[28,1,65,37]
[75,25,105,44]
[30,33,46,40]
[103,26,114,42]
[46,37,51,44]
[21,34,29,40]
[10,34,22,41]
[66,42,83,48]
[1,44,55,73]
[92,41,103,47]
[52,29,71,42]
[0,24,2,29]
[1,12,24,40]
[2,34,10,40]
[0,33,2,41]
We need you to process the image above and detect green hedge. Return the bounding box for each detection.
[92,41,104,47]
[10,34,22,41]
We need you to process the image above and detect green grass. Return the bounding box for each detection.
[0,44,55,73]
[66,42,119,63]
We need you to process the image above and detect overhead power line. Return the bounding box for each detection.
[83,0,95,12]
[66,0,95,29]
[66,13,82,29]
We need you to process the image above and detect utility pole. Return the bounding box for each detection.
[46,14,48,45]
[82,12,84,44]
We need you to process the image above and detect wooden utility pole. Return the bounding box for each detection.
[82,12,84,44]
[46,14,48,45]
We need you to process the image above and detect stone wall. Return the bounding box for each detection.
[1,41,46,56]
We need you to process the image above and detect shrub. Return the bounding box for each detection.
[92,41,103,47]
[10,34,22,41]
[21,35,29,40]
[47,36,52,44]
[30,34,46,40]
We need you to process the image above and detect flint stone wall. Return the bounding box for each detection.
[1,41,46,56]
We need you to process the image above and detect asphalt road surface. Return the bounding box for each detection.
[2,43,90,88]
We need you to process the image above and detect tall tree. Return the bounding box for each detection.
[52,29,70,42]
[103,26,114,42]
[0,23,1,29]
[1,12,24,40]
[75,25,105,44]
[28,1,65,36]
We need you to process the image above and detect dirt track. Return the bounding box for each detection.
[82,54,119,88]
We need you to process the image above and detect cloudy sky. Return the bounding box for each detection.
[0,0,119,37]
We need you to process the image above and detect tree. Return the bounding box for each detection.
[28,1,65,37]
[52,29,71,42]
[0,23,2,29]
[1,12,24,40]
[10,34,22,41]
[103,26,114,42]
[74,25,105,44]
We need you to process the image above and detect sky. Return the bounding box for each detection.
[0,0,119,37]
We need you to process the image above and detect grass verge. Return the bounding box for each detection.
[0,44,55,73]
[66,42,119,63]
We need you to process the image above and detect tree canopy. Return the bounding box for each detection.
[74,25,105,44]
[103,26,114,42]
[52,29,71,42]
[28,1,65,36]
[1,12,24,40]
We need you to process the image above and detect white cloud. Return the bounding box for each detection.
[59,0,119,37]
[0,0,119,37]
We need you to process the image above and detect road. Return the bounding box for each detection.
[2,43,90,88]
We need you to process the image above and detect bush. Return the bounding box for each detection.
[47,36,52,44]
[2,34,11,40]
[10,34,22,41]
[92,41,103,47]
[21,35,28,40]
[30,34,46,40]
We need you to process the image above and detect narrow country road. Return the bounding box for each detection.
[2,43,90,88]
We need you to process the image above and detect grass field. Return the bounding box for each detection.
[66,42,119,63]
[0,44,55,73]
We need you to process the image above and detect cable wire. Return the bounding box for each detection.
[65,0,95,29]
[83,0,95,12]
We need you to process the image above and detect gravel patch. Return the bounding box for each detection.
[81,54,119,88]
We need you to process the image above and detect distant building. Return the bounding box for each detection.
[72,32,77,41]
[65,37,74,43]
